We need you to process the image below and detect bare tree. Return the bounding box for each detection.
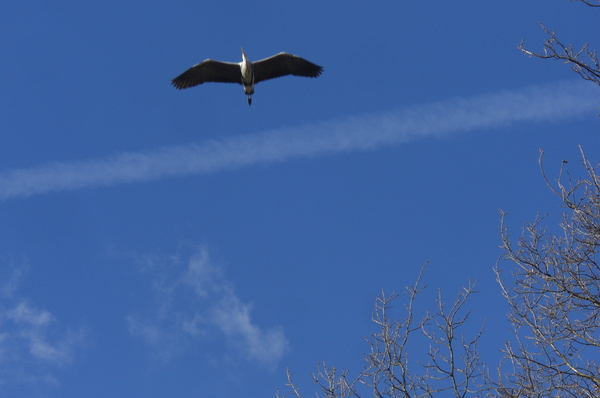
[501,7,600,394]
[518,2,600,86]
[278,149,600,398]
[278,4,600,396]
[277,264,491,398]
[495,147,600,397]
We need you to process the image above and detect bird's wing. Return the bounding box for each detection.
[171,60,241,89]
[253,53,323,84]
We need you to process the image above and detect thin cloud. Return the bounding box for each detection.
[210,293,288,368]
[126,316,163,346]
[0,81,597,200]
[2,300,83,369]
[0,266,84,392]
[0,261,26,298]
[127,246,289,369]
[8,301,55,328]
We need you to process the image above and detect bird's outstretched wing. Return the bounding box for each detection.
[253,53,323,84]
[171,60,242,89]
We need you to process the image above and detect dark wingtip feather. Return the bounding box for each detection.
[293,55,323,78]
[171,70,194,90]
[171,78,186,89]
[310,64,324,78]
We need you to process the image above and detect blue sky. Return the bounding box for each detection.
[1,1,599,397]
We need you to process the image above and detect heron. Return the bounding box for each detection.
[171,48,323,105]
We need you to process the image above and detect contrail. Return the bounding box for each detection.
[0,81,597,201]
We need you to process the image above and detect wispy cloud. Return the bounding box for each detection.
[127,246,288,369]
[5,301,82,366]
[210,293,288,367]
[0,263,84,393]
[1,81,597,200]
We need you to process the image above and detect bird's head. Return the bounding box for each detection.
[241,47,247,62]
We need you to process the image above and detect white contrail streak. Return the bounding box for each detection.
[0,81,597,200]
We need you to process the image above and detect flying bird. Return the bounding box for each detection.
[171,48,323,105]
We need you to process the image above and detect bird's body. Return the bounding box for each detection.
[172,48,323,105]
[240,50,254,101]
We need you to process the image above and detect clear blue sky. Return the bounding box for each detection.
[0,1,598,397]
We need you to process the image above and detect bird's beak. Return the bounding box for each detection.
[241,47,246,59]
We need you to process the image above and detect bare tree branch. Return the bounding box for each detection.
[276,369,304,398]
[518,23,600,86]
[571,0,600,8]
